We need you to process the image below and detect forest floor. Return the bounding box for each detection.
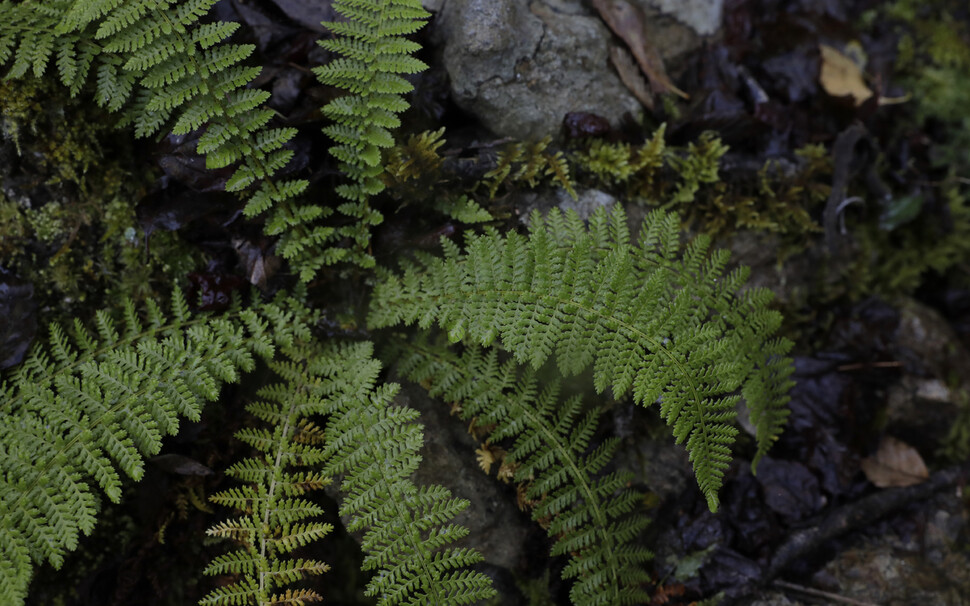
[2,0,969,605]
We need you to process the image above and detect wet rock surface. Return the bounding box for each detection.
[394,383,539,599]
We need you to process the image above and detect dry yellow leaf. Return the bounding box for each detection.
[861,436,929,488]
[819,43,873,106]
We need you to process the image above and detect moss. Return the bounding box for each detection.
[571,127,825,251]
[0,197,27,258]
[484,136,576,199]
[667,132,729,206]
[0,77,202,316]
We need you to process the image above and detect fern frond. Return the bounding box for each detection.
[319,342,496,605]
[315,0,431,268]
[201,342,337,606]
[0,0,340,282]
[0,289,318,604]
[395,337,651,605]
[369,205,794,511]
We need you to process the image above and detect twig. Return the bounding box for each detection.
[836,360,903,372]
[773,580,880,606]
[765,464,965,580]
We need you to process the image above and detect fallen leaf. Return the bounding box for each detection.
[861,436,929,488]
[593,0,688,100]
[819,43,873,106]
[610,44,655,109]
[233,238,281,288]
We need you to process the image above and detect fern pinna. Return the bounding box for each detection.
[0,0,344,280]
[0,289,313,603]
[370,205,795,512]
[315,0,431,268]
[395,337,651,605]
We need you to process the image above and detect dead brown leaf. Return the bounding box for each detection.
[593,0,688,100]
[861,436,929,488]
[610,45,655,109]
[819,43,873,106]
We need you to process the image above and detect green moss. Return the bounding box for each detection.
[0,77,202,316]
[667,132,729,206]
[571,127,824,250]
[484,136,576,199]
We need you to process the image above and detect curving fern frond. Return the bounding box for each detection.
[0,289,316,604]
[315,0,431,268]
[0,0,338,282]
[320,341,496,605]
[201,341,336,606]
[369,205,795,511]
[395,336,651,606]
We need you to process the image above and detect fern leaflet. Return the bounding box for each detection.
[315,0,431,268]
[201,341,336,606]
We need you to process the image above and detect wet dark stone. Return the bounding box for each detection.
[756,457,823,522]
[0,273,37,370]
[562,112,612,140]
[187,272,247,312]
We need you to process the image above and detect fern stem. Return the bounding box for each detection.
[257,392,301,603]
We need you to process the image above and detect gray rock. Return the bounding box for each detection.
[512,188,618,226]
[640,0,723,36]
[431,0,718,139]
[816,491,970,605]
[882,298,970,450]
[434,0,642,139]
[395,383,534,573]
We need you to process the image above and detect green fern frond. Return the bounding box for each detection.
[0,289,317,604]
[201,342,338,606]
[319,341,496,605]
[369,205,794,511]
[395,337,651,605]
[315,0,431,268]
[0,0,338,282]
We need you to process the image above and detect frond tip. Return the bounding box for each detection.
[320,342,497,606]
[369,205,795,511]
